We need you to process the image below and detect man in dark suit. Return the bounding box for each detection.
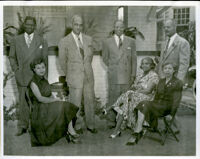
[58,15,97,134]
[9,16,48,136]
[102,20,137,128]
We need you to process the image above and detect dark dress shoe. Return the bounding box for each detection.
[87,128,98,134]
[15,128,26,136]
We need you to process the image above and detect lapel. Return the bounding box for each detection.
[82,34,89,61]
[112,36,123,60]
[23,33,41,63]
[118,36,128,60]
[69,33,83,60]
[163,35,179,61]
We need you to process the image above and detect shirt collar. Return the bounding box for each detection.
[72,31,82,40]
[169,33,177,41]
[114,34,124,41]
[24,32,34,40]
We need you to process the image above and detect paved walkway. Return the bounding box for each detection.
[3,89,196,156]
[4,114,195,156]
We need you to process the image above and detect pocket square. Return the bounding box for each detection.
[39,45,43,49]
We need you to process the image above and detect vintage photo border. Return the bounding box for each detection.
[0,1,199,159]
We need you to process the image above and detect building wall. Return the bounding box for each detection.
[127,6,157,52]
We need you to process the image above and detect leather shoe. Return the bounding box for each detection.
[87,128,98,134]
[15,128,26,136]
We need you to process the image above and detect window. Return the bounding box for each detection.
[173,8,190,33]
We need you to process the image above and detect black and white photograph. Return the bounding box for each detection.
[1,1,199,158]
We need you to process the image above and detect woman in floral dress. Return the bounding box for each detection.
[104,57,159,138]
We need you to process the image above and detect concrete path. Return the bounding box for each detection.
[4,112,195,156]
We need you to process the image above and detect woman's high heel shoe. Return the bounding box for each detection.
[109,131,121,139]
[66,132,81,144]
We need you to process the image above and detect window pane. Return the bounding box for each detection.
[178,19,180,24]
[186,8,189,13]
[186,14,189,18]
[182,14,185,18]
[178,14,181,19]
[182,8,185,13]
[186,19,189,24]
[174,9,177,14]
[182,19,185,24]
[178,9,181,14]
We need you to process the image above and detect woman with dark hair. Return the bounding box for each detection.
[126,62,183,145]
[28,58,80,146]
[104,57,159,138]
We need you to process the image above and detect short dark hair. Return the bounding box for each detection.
[140,57,156,70]
[30,58,46,72]
[24,16,36,25]
[162,62,178,73]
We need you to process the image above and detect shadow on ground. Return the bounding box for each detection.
[4,111,196,156]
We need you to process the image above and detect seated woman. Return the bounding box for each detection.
[104,57,159,138]
[28,58,80,146]
[126,62,183,145]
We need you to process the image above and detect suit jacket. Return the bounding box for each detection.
[102,35,137,85]
[58,33,94,89]
[154,76,183,115]
[158,34,190,81]
[9,33,48,87]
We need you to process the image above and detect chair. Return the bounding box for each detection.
[143,94,182,145]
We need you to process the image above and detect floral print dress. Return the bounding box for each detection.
[112,70,159,130]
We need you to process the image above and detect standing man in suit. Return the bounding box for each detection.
[157,19,190,133]
[58,15,97,134]
[9,16,48,136]
[158,19,190,82]
[102,20,137,128]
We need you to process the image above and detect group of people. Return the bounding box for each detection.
[9,14,190,146]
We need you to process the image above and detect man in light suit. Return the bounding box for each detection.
[157,19,190,133]
[58,15,97,134]
[102,20,137,128]
[158,19,190,82]
[9,16,48,136]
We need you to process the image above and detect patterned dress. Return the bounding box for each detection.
[112,70,159,130]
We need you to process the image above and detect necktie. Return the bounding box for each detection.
[118,36,122,49]
[165,37,171,53]
[77,36,84,59]
[27,35,32,48]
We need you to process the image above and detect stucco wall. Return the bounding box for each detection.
[128,6,157,52]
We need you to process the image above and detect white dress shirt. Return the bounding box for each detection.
[114,34,124,47]
[72,31,83,48]
[168,33,178,49]
[24,32,34,46]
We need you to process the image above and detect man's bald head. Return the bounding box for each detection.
[72,15,83,35]
[164,19,177,37]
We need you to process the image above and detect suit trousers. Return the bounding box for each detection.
[69,80,95,130]
[106,84,130,127]
[17,86,30,130]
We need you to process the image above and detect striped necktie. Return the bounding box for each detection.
[118,36,122,49]
[27,35,32,48]
[77,36,84,59]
